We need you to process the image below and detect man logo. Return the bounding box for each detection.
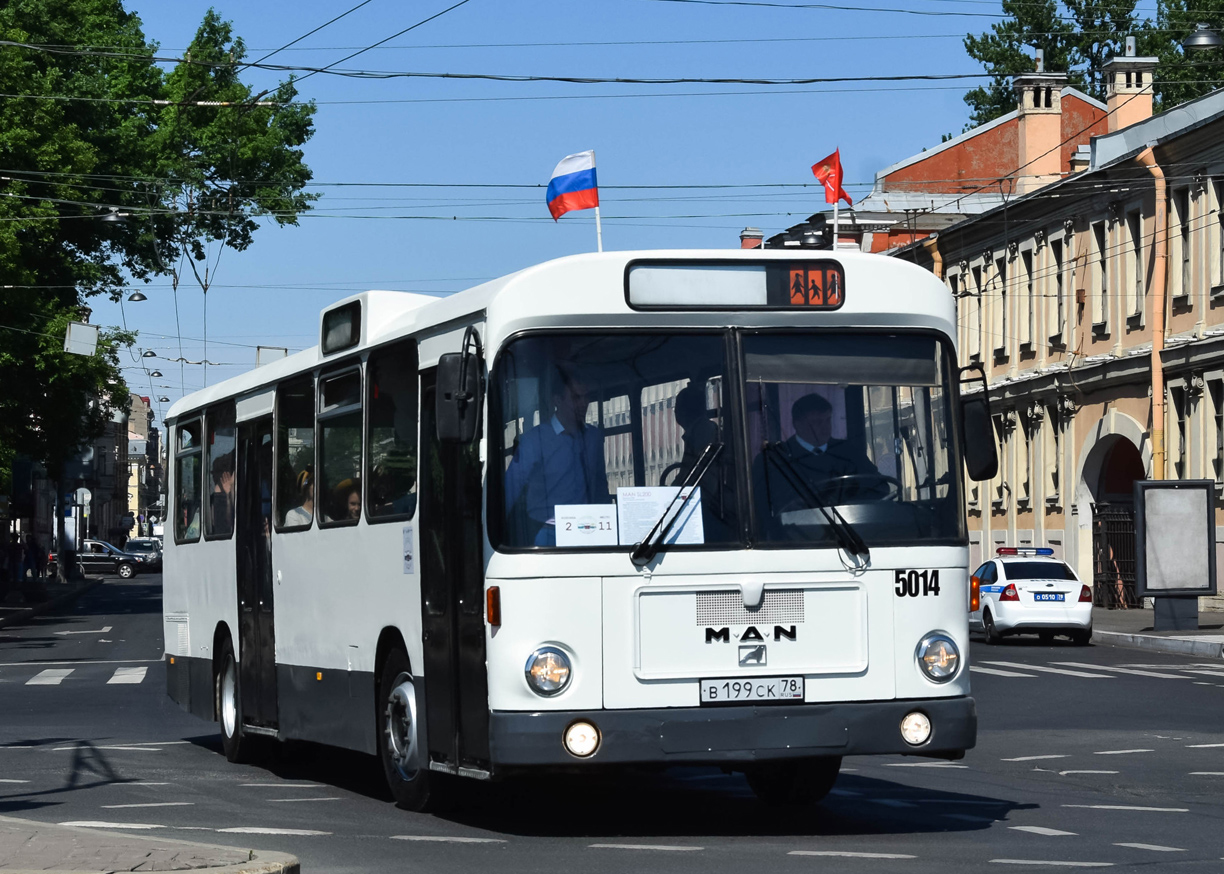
[739,645,766,667]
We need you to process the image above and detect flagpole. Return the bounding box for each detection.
[832,200,839,249]
[594,205,604,253]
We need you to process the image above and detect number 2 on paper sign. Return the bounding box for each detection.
[895,569,940,597]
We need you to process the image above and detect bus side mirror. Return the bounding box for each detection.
[436,329,484,444]
[959,364,997,482]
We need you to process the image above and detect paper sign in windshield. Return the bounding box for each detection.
[554,505,619,547]
[617,486,705,546]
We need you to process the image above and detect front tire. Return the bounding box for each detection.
[216,638,252,763]
[379,648,439,811]
[746,756,842,806]
[117,562,135,579]
[983,609,1001,644]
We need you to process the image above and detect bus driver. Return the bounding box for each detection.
[503,367,610,546]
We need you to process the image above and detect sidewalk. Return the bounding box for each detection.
[0,579,99,630]
[1093,605,1224,658]
[0,815,298,874]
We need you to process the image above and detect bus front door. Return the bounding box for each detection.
[419,370,491,774]
[235,416,278,729]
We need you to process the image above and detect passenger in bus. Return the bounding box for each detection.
[503,367,610,546]
[674,382,719,482]
[327,478,361,522]
[209,453,235,534]
[283,468,314,527]
[754,393,881,519]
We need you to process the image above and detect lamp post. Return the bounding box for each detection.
[1183,23,1224,51]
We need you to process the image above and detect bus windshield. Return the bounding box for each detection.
[490,331,963,551]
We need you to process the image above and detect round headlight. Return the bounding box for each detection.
[525,646,572,696]
[900,711,932,746]
[563,720,600,757]
[916,632,960,683]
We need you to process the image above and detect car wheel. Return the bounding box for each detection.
[746,756,842,806]
[216,638,253,763]
[1072,628,1092,646]
[117,562,135,579]
[379,648,447,811]
[983,609,1001,644]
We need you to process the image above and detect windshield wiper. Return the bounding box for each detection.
[760,443,870,560]
[630,441,723,567]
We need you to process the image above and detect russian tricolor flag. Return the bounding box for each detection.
[546,150,599,220]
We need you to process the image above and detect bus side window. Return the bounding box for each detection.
[318,368,363,526]
[175,420,202,543]
[205,403,236,539]
[276,377,315,531]
[366,339,419,521]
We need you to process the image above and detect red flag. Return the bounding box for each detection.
[811,149,853,206]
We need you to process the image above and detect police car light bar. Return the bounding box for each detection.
[996,547,1055,556]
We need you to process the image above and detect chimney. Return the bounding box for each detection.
[1070,144,1091,174]
[1013,52,1068,195]
[739,227,764,249]
[1103,36,1157,133]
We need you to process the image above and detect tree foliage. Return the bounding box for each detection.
[0,1,316,492]
[1143,0,1224,109]
[963,0,1137,126]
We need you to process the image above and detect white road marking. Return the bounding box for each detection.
[1062,805,1187,812]
[1182,670,1224,678]
[217,827,331,836]
[51,746,161,752]
[790,851,916,859]
[1011,826,1077,836]
[60,821,164,830]
[1113,843,1184,852]
[268,797,341,803]
[1003,755,1070,762]
[1188,771,1224,776]
[0,658,158,666]
[1093,749,1154,755]
[1050,662,1189,680]
[101,802,193,809]
[589,844,703,851]
[972,666,1038,678]
[240,782,323,787]
[1186,742,1224,748]
[0,779,28,783]
[120,742,190,746]
[106,667,147,685]
[131,782,171,786]
[391,836,508,844]
[1059,771,1117,776]
[981,662,1114,679]
[989,861,1112,868]
[883,762,968,768]
[27,669,73,685]
[53,626,112,636]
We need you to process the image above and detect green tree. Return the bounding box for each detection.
[1143,1,1224,109]
[0,1,316,572]
[964,0,1138,126]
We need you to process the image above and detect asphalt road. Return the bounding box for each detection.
[3,576,1224,872]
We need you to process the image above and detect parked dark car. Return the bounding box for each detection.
[49,539,145,579]
[123,538,162,571]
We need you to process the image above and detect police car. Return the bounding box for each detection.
[970,548,1093,645]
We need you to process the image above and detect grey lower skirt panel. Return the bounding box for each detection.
[488,696,976,767]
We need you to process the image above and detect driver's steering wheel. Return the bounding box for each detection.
[820,473,902,502]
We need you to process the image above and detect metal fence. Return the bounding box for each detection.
[1091,502,1140,608]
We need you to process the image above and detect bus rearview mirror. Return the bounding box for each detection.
[961,396,997,482]
[437,350,483,443]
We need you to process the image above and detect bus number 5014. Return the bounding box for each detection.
[895,569,940,597]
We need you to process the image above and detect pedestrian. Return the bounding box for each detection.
[23,536,39,583]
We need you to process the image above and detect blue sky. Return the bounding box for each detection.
[97,0,1022,420]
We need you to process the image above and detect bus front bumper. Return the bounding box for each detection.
[487,695,975,767]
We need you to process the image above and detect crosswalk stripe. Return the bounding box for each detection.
[26,669,73,686]
[981,662,1114,679]
[1181,670,1224,679]
[1050,662,1190,680]
[972,666,1038,678]
[107,667,147,685]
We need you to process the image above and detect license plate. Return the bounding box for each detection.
[700,676,804,705]
[1033,593,1065,602]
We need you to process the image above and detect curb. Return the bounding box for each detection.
[1094,629,1224,659]
[0,580,99,630]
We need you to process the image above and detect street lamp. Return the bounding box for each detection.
[158,397,170,403]
[99,208,127,223]
[149,370,163,378]
[1183,23,1224,50]
[142,350,156,358]
[127,291,148,302]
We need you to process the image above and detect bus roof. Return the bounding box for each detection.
[166,249,952,422]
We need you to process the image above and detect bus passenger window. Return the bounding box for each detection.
[367,340,419,520]
[205,404,236,539]
[319,369,362,525]
[276,378,315,530]
[175,420,202,542]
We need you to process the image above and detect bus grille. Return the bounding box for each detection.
[695,589,805,626]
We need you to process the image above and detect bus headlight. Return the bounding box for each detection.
[916,633,960,683]
[525,646,572,696]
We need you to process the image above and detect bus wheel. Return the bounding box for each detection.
[379,649,434,811]
[216,639,251,763]
[746,756,842,806]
